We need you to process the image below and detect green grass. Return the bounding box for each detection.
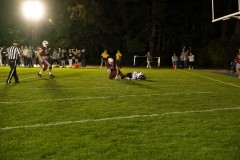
[0,66,240,160]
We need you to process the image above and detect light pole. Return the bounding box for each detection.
[22,0,44,47]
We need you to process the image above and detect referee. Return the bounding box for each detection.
[6,40,21,84]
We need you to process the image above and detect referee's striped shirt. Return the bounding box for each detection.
[8,46,21,60]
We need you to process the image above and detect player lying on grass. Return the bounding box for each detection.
[125,71,146,80]
[106,58,125,79]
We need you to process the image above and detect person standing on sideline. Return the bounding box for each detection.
[116,50,122,68]
[27,46,34,67]
[37,40,55,79]
[171,53,178,69]
[188,52,194,69]
[67,49,73,68]
[52,49,59,67]
[100,49,109,69]
[235,49,240,78]
[145,51,152,69]
[1,46,8,66]
[0,47,2,66]
[6,40,21,84]
[81,49,87,68]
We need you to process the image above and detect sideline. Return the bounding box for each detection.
[180,70,240,88]
[1,107,240,131]
[0,91,212,104]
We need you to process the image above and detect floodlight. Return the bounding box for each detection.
[22,1,44,20]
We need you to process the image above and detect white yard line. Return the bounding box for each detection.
[0,91,212,104]
[27,87,85,90]
[1,107,240,131]
[180,70,240,88]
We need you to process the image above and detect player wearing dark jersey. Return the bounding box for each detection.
[106,58,125,79]
[37,40,55,79]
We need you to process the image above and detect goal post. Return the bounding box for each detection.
[133,55,161,67]
[212,0,240,22]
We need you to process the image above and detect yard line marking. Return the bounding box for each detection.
[181,70,240,88]
[1,107,240,131]
[0,91,212,104]
[0,84,192,89]
[26,86,112,90]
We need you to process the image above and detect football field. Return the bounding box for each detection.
[0,66,240,160]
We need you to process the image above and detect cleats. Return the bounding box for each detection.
[37,73,41,78]
[38,73,55,79]
[49,74,55,79]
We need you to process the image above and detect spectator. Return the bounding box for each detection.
[27,46,34,67]
[60,49,67,68]
[52,49,59,67]
[71,49,76,64]
[1,46,8,66]
[73,48,80,68]
[22,46,28,66]
[0,47,2,66]
[171,53,178,69]
[188,52,194,69]
[81,49,87,68]
[181,47,189,69]
[68,49,73,68]
[77,49,82,67]
[235,49,240,78]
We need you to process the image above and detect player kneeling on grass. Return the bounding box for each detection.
[106,58,125,79]
[125,71,146,80]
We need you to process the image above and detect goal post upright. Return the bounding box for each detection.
[239,0,240,11]
[212,0,215,21]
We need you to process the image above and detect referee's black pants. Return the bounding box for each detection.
[6,59,19,83]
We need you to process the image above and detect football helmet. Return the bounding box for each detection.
[42,40,49,47]
[108,58,114,64]
[138,75,146,80]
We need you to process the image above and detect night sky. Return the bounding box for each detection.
[0,0,239,66]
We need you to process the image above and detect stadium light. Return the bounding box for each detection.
[22,0,44,46]
[22,0,44,20]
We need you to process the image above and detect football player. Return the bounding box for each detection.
[37,40,55,79]
[106,58,125,79]
[125,71,146,80]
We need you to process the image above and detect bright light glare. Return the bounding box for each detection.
[22,1,44,20]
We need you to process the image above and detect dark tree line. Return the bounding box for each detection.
[0,0,239,67]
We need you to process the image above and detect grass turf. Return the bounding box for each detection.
[0,66,240,160]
